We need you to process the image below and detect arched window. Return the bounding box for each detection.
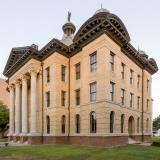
[90,112,96,133]
[121,114,124,133]
[75,114,80,133]
[46,116,50,134]
[146,119,149,133]
[62,115,66,134]
[110,111,114,133]
[137,117,140,133]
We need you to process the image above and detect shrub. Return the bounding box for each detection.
[151,141,160,147]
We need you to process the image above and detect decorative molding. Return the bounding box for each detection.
[28,67,40,77]
[8,84,15,91]
[20,74,30,82]
[14,80,22,87]
[43,105,68,111]
[70,98,151,114]
[70,133,129,137]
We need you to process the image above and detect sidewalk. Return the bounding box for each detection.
[0,142,30,147]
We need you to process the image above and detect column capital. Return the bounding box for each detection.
[14,80,22,87]
[28,67,40,77]
[8,84,15,91]
[21,74,30,82]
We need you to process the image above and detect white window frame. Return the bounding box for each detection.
[75,89,80,106]
[89,111,97,134]
[90,82,97,102]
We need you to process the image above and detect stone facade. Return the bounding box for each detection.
[4,9,158,147]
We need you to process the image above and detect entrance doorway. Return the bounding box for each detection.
[128,116,135,137]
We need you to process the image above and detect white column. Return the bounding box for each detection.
[8,84,15,136]
[29,68,38,134]
[13,80,21,136]
[20,75,29,135]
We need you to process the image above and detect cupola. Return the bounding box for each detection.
[94,5,110,15]
[61,12,76,46]
[138,48,148,59]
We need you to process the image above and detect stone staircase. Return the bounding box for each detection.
[128,137,140,144]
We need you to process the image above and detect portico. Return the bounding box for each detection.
[8,67,42,143]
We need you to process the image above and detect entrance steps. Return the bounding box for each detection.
[128,137,140,144]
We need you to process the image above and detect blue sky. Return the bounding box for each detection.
[0,0,160,119]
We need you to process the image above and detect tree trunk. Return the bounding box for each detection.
[1,128,4,138]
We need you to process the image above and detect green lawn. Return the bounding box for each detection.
[0,144,160,160]
[148,137,160,143]
[0,138,8,142]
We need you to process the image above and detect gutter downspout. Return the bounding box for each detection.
[68,58,70,144]
[142,69,144,142]
[41,62,44,144]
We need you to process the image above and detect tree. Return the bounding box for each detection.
[153,115,160,127]
[0,101,9,138]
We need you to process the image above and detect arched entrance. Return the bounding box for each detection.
[128,116,135,137]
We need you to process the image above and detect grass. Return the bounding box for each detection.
[0,138,8,142]
[0,144,160,160]
[148,137,160,143]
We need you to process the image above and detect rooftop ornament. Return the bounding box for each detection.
[68,11,71,22]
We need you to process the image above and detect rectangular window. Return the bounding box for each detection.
[110,82,114,101]
[62,66,66,82]
[147,99,149,112]
[75,89,80,106]
[75,63,80,80]
[147,80,149,92]
[110,53,114,71]
[121,89,125,105]
[121,63,125,79]
[137,75,140,88]
[90,82,97,101]
[46,67,50,83]
[46,92,50,107]
[137,96,140,110]
[90,53,97,72]
[130,93,133,108]
[137,118,140,133]
[61,91,66,107]
[130,70,133,84]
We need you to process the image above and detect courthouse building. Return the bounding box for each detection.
[3,8,158,147]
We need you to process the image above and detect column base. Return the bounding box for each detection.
[27,132,42,137]
[19,133,28,137]
[12,133,20,137]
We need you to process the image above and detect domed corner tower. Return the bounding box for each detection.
[61,11,76,46]
[138,48,148,59]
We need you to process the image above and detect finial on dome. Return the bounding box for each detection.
[101,3,102,9]
[138,46,139,51]
[68,11,71,22]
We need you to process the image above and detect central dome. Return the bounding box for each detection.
[94,8,110,15]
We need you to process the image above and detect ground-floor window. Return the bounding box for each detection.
[137,117,140,133]
[146,119,149,133]
[62,115,66,134]
[110,111,114,133]
[121,114,124,133]
[46,116,50,134]
[75,114,80,134]
[90,111,96,133]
